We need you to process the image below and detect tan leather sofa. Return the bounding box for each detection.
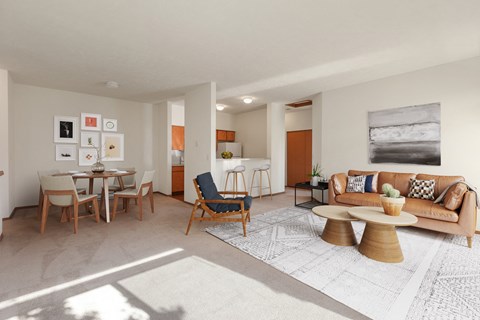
[328,170,477,248]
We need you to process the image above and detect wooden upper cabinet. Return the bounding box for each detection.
[226,131,235,142]
[217,130,227,141]
[172,126,185,150]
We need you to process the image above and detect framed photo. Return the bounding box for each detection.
[102,133,124,161]
[54,116,78,143]
[55,145,76,161]
[81,113,102,131]
[80,132,100,148]
[103,118,118,132]
[78,148,97,166]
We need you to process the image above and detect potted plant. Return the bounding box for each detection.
[309,164,322,186]
[380,183,405,216]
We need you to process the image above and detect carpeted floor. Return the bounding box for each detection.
[0,189,370,320]
[206,207,480,320]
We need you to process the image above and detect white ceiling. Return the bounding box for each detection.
[1,0,480,114]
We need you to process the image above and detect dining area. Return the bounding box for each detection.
[37,168,155,234]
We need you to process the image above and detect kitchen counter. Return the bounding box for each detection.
[215,158,271,197]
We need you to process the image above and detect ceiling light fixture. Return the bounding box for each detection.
[242,97,253,104]
[216,104,225,111]
[105,81,119,89]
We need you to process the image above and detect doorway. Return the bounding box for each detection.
[286,130,312,187]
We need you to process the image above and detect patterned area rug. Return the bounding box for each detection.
[206,207,480,320]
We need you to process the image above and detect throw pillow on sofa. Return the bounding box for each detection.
[407,179,435,200]
[364,174,376,193]
[443,183,468,211]
[346,175,366,193]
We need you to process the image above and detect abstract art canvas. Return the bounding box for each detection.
[101,133,124,161]
[368,103,441,165]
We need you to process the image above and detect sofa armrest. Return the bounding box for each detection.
[458,191,477,237]
[330,173,347,195]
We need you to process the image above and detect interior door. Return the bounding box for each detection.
[287,130,312,187]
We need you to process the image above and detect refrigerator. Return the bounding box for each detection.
[217,142,242,158]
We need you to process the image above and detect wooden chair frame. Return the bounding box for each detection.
[185,178,251,237]
[111,181,154,221]
[37,180,86,220]
[40,190,100,234]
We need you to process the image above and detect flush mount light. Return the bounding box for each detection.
[105,81,119,89]
[216,104,225,111]
[242,97,253,104]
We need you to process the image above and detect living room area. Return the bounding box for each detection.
[1,1,480,320]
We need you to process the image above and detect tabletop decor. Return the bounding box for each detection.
[380,183,405,216]
[309,163,322,186]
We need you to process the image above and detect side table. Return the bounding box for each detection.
[294,181,328,209]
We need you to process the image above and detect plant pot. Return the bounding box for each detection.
[310,176,319,186]
[380,195,405,216]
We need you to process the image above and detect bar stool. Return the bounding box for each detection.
[224,165,247,194]
[250,164,272,199]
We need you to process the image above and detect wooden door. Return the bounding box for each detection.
[287,130,312,187]
[172,126,184,150]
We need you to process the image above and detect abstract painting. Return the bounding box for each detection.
[368,103,441,165]
[81,113,102,131]
[55,144,76,161]
[53,116,78,143]
[101,133,124,161]
[78,148,97,166]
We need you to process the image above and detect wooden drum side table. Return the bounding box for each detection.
[348,206,418,263]
[312,205,358,246]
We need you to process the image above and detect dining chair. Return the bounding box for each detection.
[39,175,100,234]
[112,170,155,221]
[185,172,252,237]
[100,167,136,212]
[37,170,87,219]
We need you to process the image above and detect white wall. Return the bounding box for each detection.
[184,82,216,204]
[285,108,312,132]
[267,103,286,194]
[235,108,268,158]
[171,104,185,126]
[321,56,480,188]
[153,101,172,195]
[216,112,235,131]
[12,83,155,206]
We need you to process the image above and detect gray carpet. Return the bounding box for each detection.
[206,207,480,320]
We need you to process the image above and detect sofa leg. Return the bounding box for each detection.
[467,236,472,248]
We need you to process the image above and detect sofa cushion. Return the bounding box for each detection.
[346,175,366,193]
[443,183,468,211]
[404,198,459,222]
[416,174,464,199]
[332,173,347,195]
[378,172,416,196]
[407,179,435,200]
[348,170,378,192]
[336,192,382,207]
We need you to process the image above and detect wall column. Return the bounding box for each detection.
[267,102,286,194]
[0,69,12,237]
[184,83,216,203]
[153,101,172,195]
[311,93,324,200]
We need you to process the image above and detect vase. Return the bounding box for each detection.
[91,161,105,173]
[310,176,319,186]
[380,195,405,216]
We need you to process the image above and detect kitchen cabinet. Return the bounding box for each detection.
[172,126,184,150]
[226,131,235,142]
[172,166,184,193]
[216,130,235,142]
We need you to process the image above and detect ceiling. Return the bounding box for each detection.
[1,1,480,114]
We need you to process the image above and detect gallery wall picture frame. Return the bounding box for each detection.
[81,113,102,131]
[78,148,97,166]
[80,132,100,148]
[54,116,78,143]
[55,144,77,161]
[103,118,118,132]
[102,133,124,161]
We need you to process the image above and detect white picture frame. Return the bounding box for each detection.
[81,113,102,131]
[78,148,97,166]
[54,116,78,143]
[103,118,118,132]
[80,132,100,148]
[102,133,124,161]
[55,144,77,161]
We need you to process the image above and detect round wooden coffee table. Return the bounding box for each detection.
[348,206,418,263]
[312,206,358,246]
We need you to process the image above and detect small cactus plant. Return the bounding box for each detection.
[382,183,401,198]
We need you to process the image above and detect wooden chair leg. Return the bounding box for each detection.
[185,201,199,235]
[259,170,263,199]
[200,210,205,218]
[149,188,154,213]
[247,210,251,222]
[100,190,105,213]
[250,171,256,195]
[224,172,231,192]
[241,172,247,193]
[467,236,473,248]
[66,207,71,222]
[40,195,49,234]
[37,188,43,220]
[241,211,247,237]
[125,199,130,213]
[60,207,68,223]
[266,170,272,199]
[73,205,79,234]
[138,195,143,221]
[92,199,100,223]
[112,195,119,221]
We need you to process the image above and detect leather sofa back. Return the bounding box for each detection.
[378,171,416,196]
[416,173,464,198]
